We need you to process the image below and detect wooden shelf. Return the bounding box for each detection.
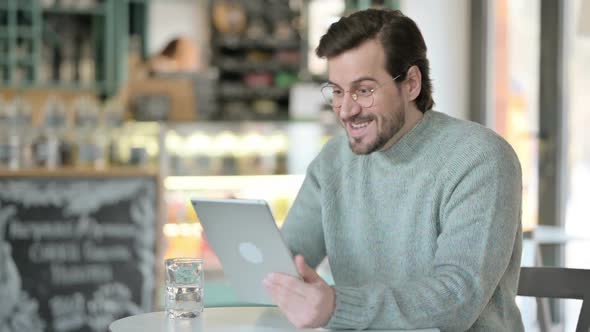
[0,166,159,178]
[0,82,104,92]
[219,84,290,100]
[42,5,106,15]
[211,1,303,120]
[217,59,299,73]
[214,37,300,50]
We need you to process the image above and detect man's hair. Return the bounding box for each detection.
[316,9,434,112]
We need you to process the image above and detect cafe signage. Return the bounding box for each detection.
[0,176,157,332]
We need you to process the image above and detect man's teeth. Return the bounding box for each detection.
[351,121,370,129]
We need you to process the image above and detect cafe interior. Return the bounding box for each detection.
[1,0,589,331]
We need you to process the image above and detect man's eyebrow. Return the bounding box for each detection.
[326,77,379,86]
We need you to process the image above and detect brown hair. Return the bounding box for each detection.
[316,9,434,112]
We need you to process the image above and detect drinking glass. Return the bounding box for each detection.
[165,258,204,319]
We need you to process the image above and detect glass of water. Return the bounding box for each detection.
[165,257,204,319]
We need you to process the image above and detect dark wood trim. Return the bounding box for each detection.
[468,0,489,125]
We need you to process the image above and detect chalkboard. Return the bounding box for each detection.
[0,175,158,332]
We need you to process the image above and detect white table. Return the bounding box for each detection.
[109,307,439,332]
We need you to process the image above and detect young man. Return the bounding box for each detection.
[263,8,524,331]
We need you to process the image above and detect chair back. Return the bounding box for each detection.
[518,267,590,332]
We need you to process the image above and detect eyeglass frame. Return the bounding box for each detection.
[320,74,402,109]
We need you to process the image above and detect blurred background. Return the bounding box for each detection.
[0,0,589,331]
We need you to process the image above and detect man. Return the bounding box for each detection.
[263,8,524,331]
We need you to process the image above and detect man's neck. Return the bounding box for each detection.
[380,106,425,151]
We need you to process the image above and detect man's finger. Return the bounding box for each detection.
[264,279,307,317]
[264,272,310,296]
[295,255,321,283]
[265,281,286,306]
[265,284,312,326]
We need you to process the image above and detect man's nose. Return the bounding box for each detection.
[338,94,361,120]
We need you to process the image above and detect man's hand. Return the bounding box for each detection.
[263,255,335,329]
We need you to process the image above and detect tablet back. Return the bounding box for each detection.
[191,198,299,305]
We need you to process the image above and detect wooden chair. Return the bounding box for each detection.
[518,267,590,332]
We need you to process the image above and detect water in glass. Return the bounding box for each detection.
[165,258,203,319]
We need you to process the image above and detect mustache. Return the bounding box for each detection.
[343,115,374,123]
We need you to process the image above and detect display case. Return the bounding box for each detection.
[157,120,337,272]
[0,115,339,309]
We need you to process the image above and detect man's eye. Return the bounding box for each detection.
[356,87,373,96]
[332,89,344,96]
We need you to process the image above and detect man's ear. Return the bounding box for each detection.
[405,65,422,102]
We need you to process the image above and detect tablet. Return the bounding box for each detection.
[191,198,299,305]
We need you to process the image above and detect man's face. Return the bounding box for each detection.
[327,39,406,155]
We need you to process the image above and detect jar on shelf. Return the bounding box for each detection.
[0,98,20,170]
[187,132,219,176]
[102,100,125,166]
[33,96,69,169]
[73,97,106,169]
[1,97,34,170]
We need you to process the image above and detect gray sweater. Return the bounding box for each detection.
[281,111,524,331]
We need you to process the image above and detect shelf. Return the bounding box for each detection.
[0,29,36,39]
[15,27,36,38]
[214,37,301,50]
[42,5,106,15]
[0,1,36,11]
[16,57,35,66]
[217,59,299,73]
[0,166,159,178]
[0,80,37,87]
[211,2,303,121]
[0,81,104,91]
[219,84,290,100]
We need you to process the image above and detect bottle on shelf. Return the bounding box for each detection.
[32,96,69,169]
[0,97,31,170]
[59,39,76,84]
[39,44,54,84]
[78,41,96,84]
[73,97,106,169]
[102,99,125,167]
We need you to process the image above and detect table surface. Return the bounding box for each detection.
[109,307,440,332]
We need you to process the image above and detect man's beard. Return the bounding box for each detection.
[347,110,405,155]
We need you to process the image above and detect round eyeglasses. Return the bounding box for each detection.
[320,75,401,109]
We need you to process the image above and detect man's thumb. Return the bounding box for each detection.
[295,255,320,283]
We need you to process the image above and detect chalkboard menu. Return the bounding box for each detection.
[0,174,158,332]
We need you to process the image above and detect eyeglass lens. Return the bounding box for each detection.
[320,86,374,108]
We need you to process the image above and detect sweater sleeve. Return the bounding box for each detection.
[326,137,523,331]
[281,158,327,269]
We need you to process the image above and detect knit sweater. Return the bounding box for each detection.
[281,110,524,331]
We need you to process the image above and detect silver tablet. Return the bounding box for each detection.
[191,198,299,305]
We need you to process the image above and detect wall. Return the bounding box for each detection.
[148,0,210,66]
[401,0,470,120]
